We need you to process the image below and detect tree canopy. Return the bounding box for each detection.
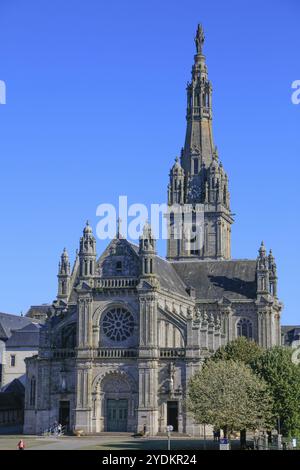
[209,338,300,437]
[187,359,274,436]
[252,346,300,437]
[210,336,264,365]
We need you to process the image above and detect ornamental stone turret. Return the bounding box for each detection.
[139,222,156,278]
[57,248,71,300]
[168,157,185,205]
[256,241,270,295]
[79,221,97,279]
[268,249,278,298]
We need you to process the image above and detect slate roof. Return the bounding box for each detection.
[1,378,25,395]
[281,325,300,334]
[26,305,50,323]
[281,325,300,346]
[129,243,258,300]
[129,242,189,297]
[5,323,41,348]
[0,312,33,340]
[172,259,257,301]
[154,256,189,297]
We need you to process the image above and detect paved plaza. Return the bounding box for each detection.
[0,434,243,451]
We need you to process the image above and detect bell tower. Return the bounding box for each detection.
[167,25,234,260]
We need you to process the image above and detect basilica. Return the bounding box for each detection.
[23,25,282,436]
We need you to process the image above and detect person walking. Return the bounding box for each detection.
[17,439,25,450]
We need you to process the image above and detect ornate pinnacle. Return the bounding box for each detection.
[259,241,266,257]
[195,24,205,54]
[116,217,122,238]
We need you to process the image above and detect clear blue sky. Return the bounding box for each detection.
[0,0,299,324]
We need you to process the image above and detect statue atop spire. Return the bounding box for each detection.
[195,24,205,54]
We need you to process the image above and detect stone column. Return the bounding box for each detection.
[74,363,92,433]
[178,399,183,433]
[217,219,222,258]
[137,360,159,435]
[77,295,93,350]
[257,310,267,348]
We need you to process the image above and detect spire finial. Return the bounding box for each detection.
[195,24,205,54]
[62,247,68,259]
[259,241,266,257]
[117,217,122,238]
[83,220,93,235]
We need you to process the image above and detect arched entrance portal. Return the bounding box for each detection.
[92,371,137,433]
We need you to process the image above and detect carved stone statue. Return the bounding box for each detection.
[169,362,175,398]
[202,309,208,323]
[195,24,205,54]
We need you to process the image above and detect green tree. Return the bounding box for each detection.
[252,346,300,437]
[210,336,264,365]
[187,360,274,440]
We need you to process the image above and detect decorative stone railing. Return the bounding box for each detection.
[94,278,139,289]
[94,348,138,358]
[159,348,186,358]
[52,349,76,359]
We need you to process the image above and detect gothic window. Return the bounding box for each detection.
[62,280,66,295]
[116,261,122,273]
[237,319,253,339]
[102,307,134,342]
[170,212,174,226]
[30,376,36,406]
[193,159,199,175]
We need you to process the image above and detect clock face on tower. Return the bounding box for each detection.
[102,307,134,342]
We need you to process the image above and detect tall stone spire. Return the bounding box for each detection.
[167,25,233,261]
[182,23,214,174]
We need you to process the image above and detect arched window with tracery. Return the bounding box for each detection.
[237,318,253,339]
[101,307,134,342]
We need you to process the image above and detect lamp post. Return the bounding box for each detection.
[166,425,173,450]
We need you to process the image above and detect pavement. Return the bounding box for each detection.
[0,434,233,451]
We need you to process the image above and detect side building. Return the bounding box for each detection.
[0,313,41,432]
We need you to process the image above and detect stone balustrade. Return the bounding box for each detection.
[94,278,138,289]
[159,348,186,358]
[94,348,138,358]
[52,349,75,359]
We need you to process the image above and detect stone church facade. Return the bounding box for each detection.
[23,25,282,435]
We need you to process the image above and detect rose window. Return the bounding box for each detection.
[102,308,134,341]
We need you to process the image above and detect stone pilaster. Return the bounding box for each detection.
[74,362,93,433]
